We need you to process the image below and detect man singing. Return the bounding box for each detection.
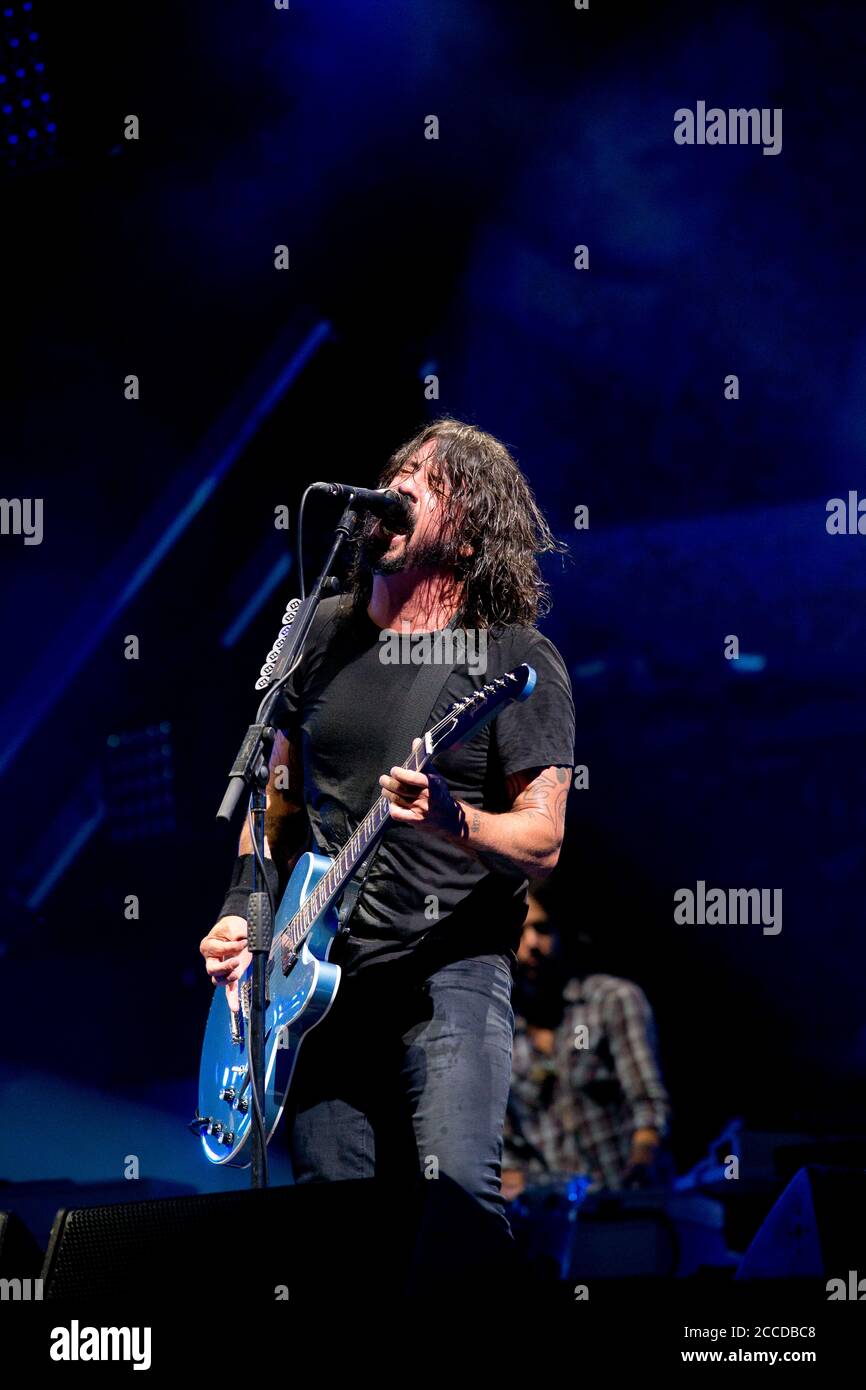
[199,418,575,1237]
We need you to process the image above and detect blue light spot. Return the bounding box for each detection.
[15,68,25,77]
[40,91,49,101]
[45,120,55,131]
[0,75,6,84]
[10,38,20,48]
[33,61,44,71]
[729,653,767,675]
[28,31,38,41]
[21,96,30,107]
[26,126,35,137]
[2,104,10,114]
[7,133,17,143]
[3,8,13,17]
[574,659,608,680]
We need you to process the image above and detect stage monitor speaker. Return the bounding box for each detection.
[41,1175,517,1304]
[736,1165,866,1281]
[0,1177,197,1253]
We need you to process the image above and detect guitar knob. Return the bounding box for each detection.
[234,1097,249,1113]
[219,1087,236,1103]
[218,1131,235,1147]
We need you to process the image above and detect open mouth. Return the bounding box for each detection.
[379,517,411,539]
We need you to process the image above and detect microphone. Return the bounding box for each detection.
[311,481,413,534]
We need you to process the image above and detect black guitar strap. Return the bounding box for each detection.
[334,622,464,933]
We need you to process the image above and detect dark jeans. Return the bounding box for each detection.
[286,955,516,1236]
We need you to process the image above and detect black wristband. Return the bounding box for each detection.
[219,853,280,921]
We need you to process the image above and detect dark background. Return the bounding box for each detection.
[1,0,864,1197]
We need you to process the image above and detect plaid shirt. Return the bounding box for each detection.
[504,973,671,1191]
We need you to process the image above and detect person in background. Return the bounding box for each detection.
[502,883,672,1201]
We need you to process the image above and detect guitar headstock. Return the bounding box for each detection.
[425,664,536,759]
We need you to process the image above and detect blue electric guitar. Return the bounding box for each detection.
[193,662,536,1167]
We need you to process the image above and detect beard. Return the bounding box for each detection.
[357,515,453,577]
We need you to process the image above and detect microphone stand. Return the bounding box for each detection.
[215,501,364,1189]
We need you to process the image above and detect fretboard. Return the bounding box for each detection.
[274,740,427,974]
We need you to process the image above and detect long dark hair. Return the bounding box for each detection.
[345,418,567,629]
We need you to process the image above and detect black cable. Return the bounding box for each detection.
[245,794,277,1187]
[296,484,317,599]
[253,493,308,723]
[214,483,319,1178]
[238,479,316,1176]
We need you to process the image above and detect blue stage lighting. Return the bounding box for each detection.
[221,551,292,649]
[26,804,106,910]
[0,320,330,778]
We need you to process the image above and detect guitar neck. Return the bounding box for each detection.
[271,662,535,971]
[279,740,429,960]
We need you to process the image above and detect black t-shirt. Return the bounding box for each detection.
[274,596,575,982]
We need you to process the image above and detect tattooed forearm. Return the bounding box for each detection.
[506,766,569,837]
[443,764,571,879]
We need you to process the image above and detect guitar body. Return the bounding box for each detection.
[197,851,341,1167]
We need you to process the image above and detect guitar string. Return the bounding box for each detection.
[269,673,517,973]
[273,725,433,972]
